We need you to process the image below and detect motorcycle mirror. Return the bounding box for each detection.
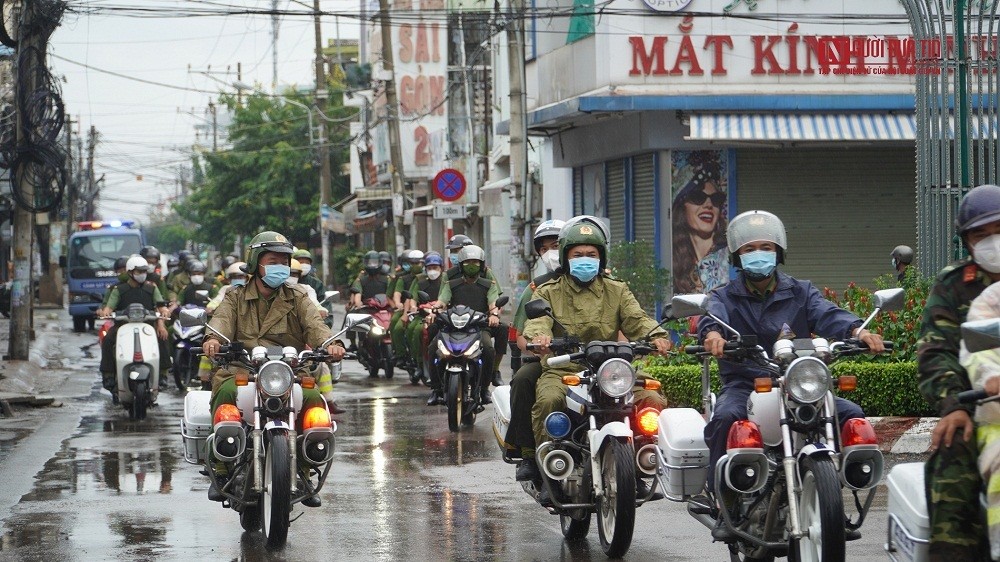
[962,319,1000,353]
[417,290,430,304]
[195,289,209,298]
[204,323,232,345]
[351,316,375,328]
[320,290,339,304]
[495,296,510,309]
[178,307,207,328]
[659,304,674,323]
[872,288,905,312]
[524,299,552,320]
[400,290,412,301]
[671,294,707,318]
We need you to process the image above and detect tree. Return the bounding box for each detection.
[177,88,352,249]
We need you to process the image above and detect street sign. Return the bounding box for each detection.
[432,168,466,202]
[433,203,467,220]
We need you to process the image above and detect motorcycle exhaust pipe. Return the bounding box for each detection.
[299,428,336,465]
[840,446,884,490]
[635,443,658,476]
[541,449,575,481]
[723,451,769,494]
[210,422,246,462]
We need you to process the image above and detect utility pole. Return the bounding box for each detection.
[85,126,97,219]
[272,0,280,91]
[208,101,218,152]
[9,10,35,358]
[378,0,406,256]
[313,0,333,287]
[506,0,529,298]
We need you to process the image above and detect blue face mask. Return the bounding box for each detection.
[230,278,247,287]
[401,263,411,272]
[740,250,777,280]
[568,257,601,283]
[449,254,459,267]
[260,264,291,289]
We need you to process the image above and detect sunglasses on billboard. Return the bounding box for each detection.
[685,190,726,207]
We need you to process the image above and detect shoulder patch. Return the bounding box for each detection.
[963,264,979,283]
[936,258,975,282]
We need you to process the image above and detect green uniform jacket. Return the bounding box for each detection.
[105,281,165,311]
[522,275,667,368]
[168,270,191,302]
[917,258,994,417]
[206,280,333,350]
[513,270,560,333]
[438,272,501,307]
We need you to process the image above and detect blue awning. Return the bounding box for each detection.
[687,113,918,142]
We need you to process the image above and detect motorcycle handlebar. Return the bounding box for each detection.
[547,352,586,368]
[959,389,989,404]
[685,342,741,354]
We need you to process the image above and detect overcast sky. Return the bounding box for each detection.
[47,0,362,223]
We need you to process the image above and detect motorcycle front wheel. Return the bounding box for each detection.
[131,382,147,421]
[173,349,187,391]
[793,456,846,562]
[382,342,394,379]
[446,373,462,432]
[597,439,636,558]
[261,431,291,550]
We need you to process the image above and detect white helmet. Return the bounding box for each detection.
[226,262,247,277]
[456,244,486,264]
[727,210,787,262]
[533,219,566,251]
[125,255,149,273]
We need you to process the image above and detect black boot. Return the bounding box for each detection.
[516,458,540,482]
[479,386,492,404]
[328,400,347,415]
[492,370,503,386]
[427,389,443,406]
[207,476,226,502]
[298,479,321,507]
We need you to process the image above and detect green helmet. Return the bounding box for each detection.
[559,216,608,271]
[245,231,294,274]
[292,248,313,262]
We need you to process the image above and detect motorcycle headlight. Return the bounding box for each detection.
[450,312,471,329]
[785,357,831,404]
[257,361,294,397]
[126,304,146,322]
[463,339,481,357]
[370,325,386,337]
[596,358,635,398]
[437,339,452,358]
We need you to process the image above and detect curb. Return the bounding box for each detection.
[869,416,938,455]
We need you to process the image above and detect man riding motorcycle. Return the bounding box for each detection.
[405,251,444,393]
[293,249,331,319]
[97,256,170,403]
[201,230,345,505]
[507,219,565,479]
[350,251,391,310]
[522,217,670,503]
[431,244,502,405]
[697,210,884,542]
[178,260,218,307]
[391,249,425,366]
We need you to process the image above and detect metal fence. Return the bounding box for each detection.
[901,0,1000,275]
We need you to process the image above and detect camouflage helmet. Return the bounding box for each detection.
[559,216,609,270]
[292,248,313,262]
[245,231,294,274]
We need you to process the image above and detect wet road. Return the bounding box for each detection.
[0,325,899,561]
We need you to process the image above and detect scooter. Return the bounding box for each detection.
[108,303,163,420]
[173,304,207,391]
[344,294,395,379]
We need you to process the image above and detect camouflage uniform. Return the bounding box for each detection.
[917,258,992,560]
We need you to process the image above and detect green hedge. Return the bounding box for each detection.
[642,360,934,417]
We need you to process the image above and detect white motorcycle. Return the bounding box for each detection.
[884,317,1000,562]
[660,288,903,562]
[108,303,163,420]
[491,299,665,559]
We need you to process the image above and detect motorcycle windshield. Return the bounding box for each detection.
[441,331,478,354]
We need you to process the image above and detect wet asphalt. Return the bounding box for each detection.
[0,313,916,561]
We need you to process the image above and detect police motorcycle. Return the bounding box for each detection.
[661,289,903,562]
[883,318,999,562]
[491,298,666,559]
[104,303,164,421]
[344,294,395,379]
[179,309,371,549]
[433,295,510,432]
[173,299,208,391]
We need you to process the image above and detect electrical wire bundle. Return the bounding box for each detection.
[2,0,67,213]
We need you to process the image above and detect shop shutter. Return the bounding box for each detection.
[736,146,916,291]
[632,153,656,244]
[606,159,626,245]
[573,167,583,215]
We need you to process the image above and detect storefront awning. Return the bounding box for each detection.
[687,113,918,142]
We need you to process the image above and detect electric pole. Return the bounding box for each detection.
[9,9,35,358]
[314,0,333,287]
[378,0,406,256]
[506,0,529,297]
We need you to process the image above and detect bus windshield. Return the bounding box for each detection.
[69,233,142,270]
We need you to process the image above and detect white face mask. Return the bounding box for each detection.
[285,277,299,285]
[540,249,561,273]
[973,234,1000,273]
[132,273,147,284]
[427,268,441,281]
[190,275,204,285]
[300,264,312,276]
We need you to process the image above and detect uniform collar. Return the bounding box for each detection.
[244,278,292,301]
[563,273,604,296]
[733,271,789,299]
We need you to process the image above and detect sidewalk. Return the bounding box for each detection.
[870,416,938,455]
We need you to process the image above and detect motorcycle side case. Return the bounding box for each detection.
[181,390,213,464]
[656,408,709,499]
[491,385,513,450]
[746,388,782,447]
[885,462,929,562]
[235,382,304,424]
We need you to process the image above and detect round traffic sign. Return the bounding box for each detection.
[433,168,466,202]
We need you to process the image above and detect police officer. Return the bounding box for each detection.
[891,244,915,283]
[96,255,170,402]
[350,251,390,310]
[378,251,393,276]
[201,231,345,505]
[445,234,473,268]
[406,251,444,393]
[917,184,1000,560]
[432,244,502,404]
[698,210,883,541]
[293,249,329,317]
[508,219,565,479]
[523,217,670,504]
[100,256,130,309]
[167,253,197,304]
[166,250,192,288]
[177,260,217,307]
[390,250,424,365]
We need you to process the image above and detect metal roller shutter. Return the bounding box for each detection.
[736,146,916,291]
[573,167,583,215]
[606,159,626,245]
[632,154,656,243]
